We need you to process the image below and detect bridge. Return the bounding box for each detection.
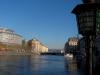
[41,49,64,56]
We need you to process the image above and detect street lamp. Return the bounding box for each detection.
[72,4,100,35]
[72,0,100,75]
[82,0,100,3]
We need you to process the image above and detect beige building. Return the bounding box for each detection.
[28,39,48,54]
[64,37,79,54]
[68,37,78,46]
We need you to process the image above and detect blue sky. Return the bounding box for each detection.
[0,0,82,49]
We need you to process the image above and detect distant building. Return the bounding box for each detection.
[28,39,48,54]
[64,37,79,55]
[0,27,23,45]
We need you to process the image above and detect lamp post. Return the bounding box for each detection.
[82,0,100,3]
[72,0,100,75]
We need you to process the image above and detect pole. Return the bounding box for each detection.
[85,35,95,75]
[90,35,95,75]
[85,36,90,75]
[90,36,93,75]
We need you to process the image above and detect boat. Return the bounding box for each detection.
[64,53,73,60]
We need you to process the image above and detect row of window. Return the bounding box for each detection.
[69,42,78,46]
[0,33,22,45]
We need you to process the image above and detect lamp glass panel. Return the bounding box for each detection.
[96,9,100,34]
[78,11,94,33]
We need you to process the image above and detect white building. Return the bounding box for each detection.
[0,27,23,45]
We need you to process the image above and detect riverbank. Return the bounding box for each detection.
[0,50,39,55]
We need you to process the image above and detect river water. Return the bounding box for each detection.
[0,55,84,75]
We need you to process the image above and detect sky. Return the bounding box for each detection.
[0,0,82,49]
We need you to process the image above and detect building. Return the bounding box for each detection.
[0,27,23,45]
[28,39,48,54]
[64,37,79,55]
[39,43,48,53]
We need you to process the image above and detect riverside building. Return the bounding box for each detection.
[0,27,23,45]
[28,39,48,54]
[64,37,79,54]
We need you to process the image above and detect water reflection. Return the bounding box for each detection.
[0,55,83,75]
[64,57,85,75]
[0,55,31,75]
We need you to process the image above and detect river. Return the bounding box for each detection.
[0,55,84,75]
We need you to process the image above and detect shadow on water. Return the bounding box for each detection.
[64,57,85,75]
[0,55,84,75]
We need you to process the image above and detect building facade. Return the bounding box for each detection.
[0,27,23,45]
[28,39,48,54]
[64,37,79,55]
